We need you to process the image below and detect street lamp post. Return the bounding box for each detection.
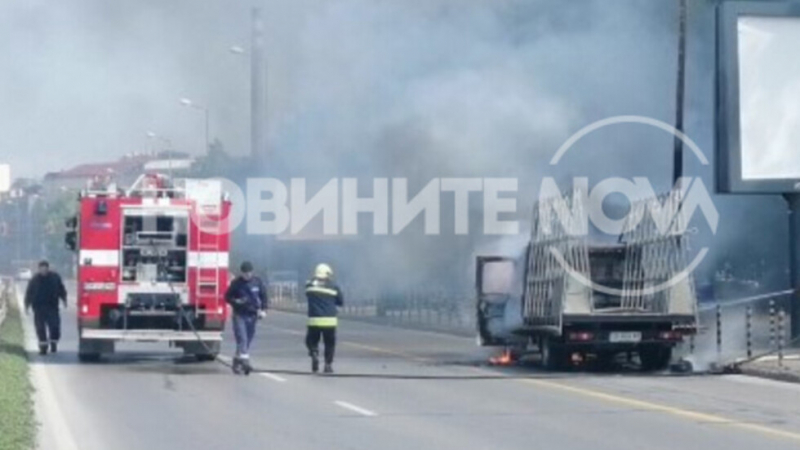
[179,98,210,154]
[251,7,267,163]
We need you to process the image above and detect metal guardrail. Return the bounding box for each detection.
[269,283,475,334]
[269,279,796,358]
[688,289,795,368]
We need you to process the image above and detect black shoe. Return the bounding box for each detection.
[323,364,333,374]
[311,353,320,373]
[242,359,252,376]
[50,342,58,354]
[232,358,243,375]
[39,345,48,356]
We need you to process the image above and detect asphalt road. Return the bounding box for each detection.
[17,283,800,450]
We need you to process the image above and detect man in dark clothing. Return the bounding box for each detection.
[305,263,343,374]
[24,261,67,355]
[224,261,268,375]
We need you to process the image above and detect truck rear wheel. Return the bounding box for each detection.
[541,337,567,370]
[639,346,672,371]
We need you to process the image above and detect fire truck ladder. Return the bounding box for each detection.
[196,213,223,316]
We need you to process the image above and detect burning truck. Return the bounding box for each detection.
[476,189,699,370]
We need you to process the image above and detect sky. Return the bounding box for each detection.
[1,0,684,181]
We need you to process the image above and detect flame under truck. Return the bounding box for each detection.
[66,174,231,362]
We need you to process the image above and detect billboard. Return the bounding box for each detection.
[717,2,800,193]
[0,164,9,193]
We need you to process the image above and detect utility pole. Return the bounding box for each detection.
[786,195,800,339]
[672,0,687,187]
[251,6,270,271]
[251,6,268,162]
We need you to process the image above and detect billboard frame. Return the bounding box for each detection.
[716,1,800,194]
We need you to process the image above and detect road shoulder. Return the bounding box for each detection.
[15,284,80,450]
[0,284,35,450]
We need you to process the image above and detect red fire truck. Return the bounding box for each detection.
[66,174,232,362]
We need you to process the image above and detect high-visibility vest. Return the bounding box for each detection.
[307,316,338,327]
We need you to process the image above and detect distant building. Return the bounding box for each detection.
[42,151,195,195]
[143,158,196,173]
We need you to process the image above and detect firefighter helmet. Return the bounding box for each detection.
[314,263,333,280]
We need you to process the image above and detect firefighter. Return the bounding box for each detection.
[24,261,67,355]
[305,263,343,374]
[224,261,268,375]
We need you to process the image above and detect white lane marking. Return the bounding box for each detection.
[259,372,288,383]
[16,286,81,450]
[334,400,378,417]
[218,356,287,382]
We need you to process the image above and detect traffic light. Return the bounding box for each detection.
[64,214,77,251]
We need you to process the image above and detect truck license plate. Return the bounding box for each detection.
[609,332,642,343]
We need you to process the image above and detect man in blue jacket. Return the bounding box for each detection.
[225,261,268,375]
[305,263,343,374]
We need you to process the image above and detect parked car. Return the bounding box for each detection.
[16,268,32,281]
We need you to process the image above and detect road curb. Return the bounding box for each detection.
[739,364,800,384]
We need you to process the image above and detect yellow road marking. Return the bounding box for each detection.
[518,377,800,443]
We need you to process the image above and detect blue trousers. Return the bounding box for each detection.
[232,313,257,357]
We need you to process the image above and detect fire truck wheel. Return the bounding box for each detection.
[78,352,101,363]
[182,341,220,361]
[78,338,113,362]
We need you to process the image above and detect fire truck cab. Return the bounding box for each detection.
[67,174,231,362]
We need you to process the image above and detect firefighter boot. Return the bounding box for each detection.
[310,351,320,373]
[38,344,48,356]
[324,364,333,374]
[50,342,58,354]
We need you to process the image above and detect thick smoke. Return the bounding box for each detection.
[0,0,791,298]
[264,0,698,291]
